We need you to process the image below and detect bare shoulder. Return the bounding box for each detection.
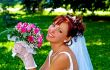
[49,52,70,70]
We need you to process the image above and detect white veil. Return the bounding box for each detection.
[69,36,93,70]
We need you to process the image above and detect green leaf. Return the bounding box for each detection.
[23,33,28,38]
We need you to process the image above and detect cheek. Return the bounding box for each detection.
[46,33,65,43]
[55,34,66,41]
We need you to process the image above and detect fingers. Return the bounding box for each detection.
[12,42,30,60]
[16,41,26,46]
[13,43,22,53]
[13,42,28,54]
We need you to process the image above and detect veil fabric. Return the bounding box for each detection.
[69,36,93,70]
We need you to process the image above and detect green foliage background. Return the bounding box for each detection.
[0,0,110,70]
[0,14,110,70]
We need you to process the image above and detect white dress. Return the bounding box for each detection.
[48,50,74,70]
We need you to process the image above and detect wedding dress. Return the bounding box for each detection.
[69,36,93,70]
[49,50,73,70]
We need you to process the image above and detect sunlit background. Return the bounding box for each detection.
[0,0,110,70]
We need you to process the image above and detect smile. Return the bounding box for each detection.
[47,33,54,38]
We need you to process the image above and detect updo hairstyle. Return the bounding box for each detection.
[53,15,85,38]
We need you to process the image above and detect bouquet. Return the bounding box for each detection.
[7,22,43,57]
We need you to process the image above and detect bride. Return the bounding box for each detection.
[13,15,93,70]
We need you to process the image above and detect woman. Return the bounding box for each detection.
[13,15,93,70]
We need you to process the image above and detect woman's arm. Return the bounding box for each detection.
[27,53,49,70]
[13,42,37,70]
[13,42,50,70]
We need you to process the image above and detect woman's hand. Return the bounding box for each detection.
[12,42,37,70]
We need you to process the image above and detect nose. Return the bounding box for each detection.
[49,27,56,33]
[48,25,57,33]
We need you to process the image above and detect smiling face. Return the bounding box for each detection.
[46,22,69,44]
[46,15,85,46]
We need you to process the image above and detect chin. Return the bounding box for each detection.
[46,35,51,41]
[46,36,52,42]
[46,36,56,43]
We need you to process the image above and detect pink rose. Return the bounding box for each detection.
[30,24,36,28]
[27,24,32,32]
[37,43,42,48]
[33,28,40,34]
[23,22,28,27]
[37,35,43,48]
[21,26,27,33]
[27,36,34,43]
[16,22,22,30]
[38,35,43,43]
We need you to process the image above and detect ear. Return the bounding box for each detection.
[64,36,72,43]
[67,36,72,42]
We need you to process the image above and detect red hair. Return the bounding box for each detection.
[53,15,85,37]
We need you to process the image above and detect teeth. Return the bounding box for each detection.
[48,33,54,37]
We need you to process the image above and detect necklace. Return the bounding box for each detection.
[50,46,65,64]
[50,50,61,64]
[51,49,61,57]
[51,44,65,57]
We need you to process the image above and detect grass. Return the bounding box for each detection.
[0,13,110,70]
[84,21,110,70]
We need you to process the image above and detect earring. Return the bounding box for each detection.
[64,40,67,42]
[67,40,72,46]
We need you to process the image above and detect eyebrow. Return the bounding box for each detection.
[58,26,68,35]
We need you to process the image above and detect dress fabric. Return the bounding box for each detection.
[48,50,74,70]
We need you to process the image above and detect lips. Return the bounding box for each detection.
[47,32,54,38]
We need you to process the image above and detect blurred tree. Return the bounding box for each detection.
[0,0,109,14]
[44,0,110,15]
[21,0,45,13]
[0,0,20,27]
[81,0,107,14]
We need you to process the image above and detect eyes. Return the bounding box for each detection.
[51,24,62,33]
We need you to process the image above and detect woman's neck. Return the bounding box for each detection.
[50,42,65,53]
